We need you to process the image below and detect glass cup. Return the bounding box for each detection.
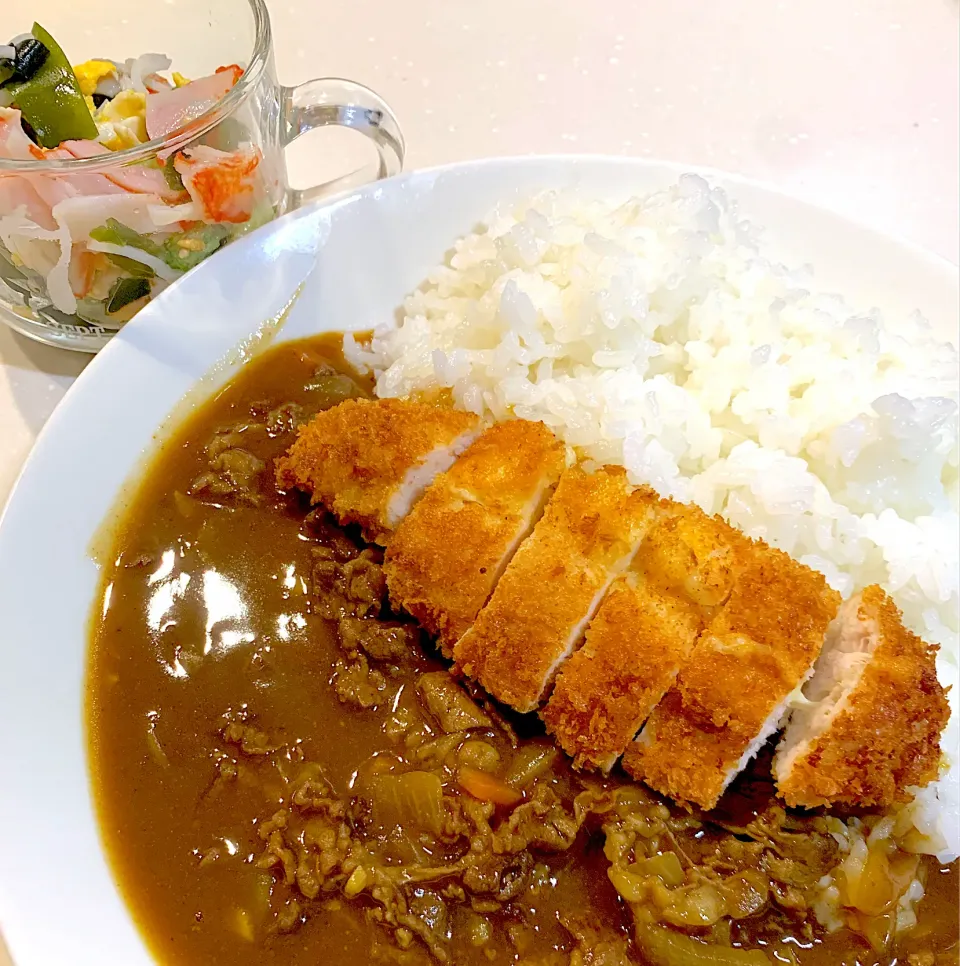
[0,0,403,352]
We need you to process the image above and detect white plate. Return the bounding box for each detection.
[0,157,956,965]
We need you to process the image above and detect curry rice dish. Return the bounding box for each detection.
[89,336,958,966]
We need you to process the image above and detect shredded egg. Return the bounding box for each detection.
[95,90,148,150]
[73,60,118,97]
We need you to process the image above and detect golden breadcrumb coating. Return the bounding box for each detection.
[454,466,662,713]
[640,504,749,608]
[775,585,950,809]
[275,398,479,543]
[624,538,841,809]
[621,690,755,807]
[543,504,754,773]
[384,420,568,654]
[542,570,701,771]
[676,544,841,732]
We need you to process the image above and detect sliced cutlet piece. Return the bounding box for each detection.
[275,398,480,544]
[453,466,662,714]
[384,419,569,655]
[774,585,949,809]
[542,571,699,771]
[623,536,841,810]
[542,505,745,772]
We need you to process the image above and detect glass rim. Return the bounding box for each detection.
[0,0,272,174]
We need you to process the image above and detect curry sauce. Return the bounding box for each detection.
[87,335,959,966]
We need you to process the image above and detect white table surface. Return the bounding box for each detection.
[0,0,957,960]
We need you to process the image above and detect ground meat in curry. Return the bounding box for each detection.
[87,335,959,966]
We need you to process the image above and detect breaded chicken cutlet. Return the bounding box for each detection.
[542,506,743,772]
[774,585,950,808]
[275,397,479,543]
[384,419,569,655]
[277,398,949,813]
[623,539,841,810]
[454,466,662,713]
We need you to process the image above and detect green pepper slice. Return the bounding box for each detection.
[161,156,185,193]
[6,24,97,148]
[90,218,161,255]
[161,224,230,271]
[106,276,150,314]
[90,218,230,272]
[105,253,156,278]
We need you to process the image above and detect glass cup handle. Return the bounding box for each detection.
[280,77,404,207]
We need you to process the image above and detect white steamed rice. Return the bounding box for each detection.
[345,174,960,861]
